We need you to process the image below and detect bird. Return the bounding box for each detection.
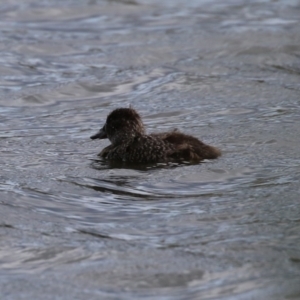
[90,107,221,163]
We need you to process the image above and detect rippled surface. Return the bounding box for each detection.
[1,0,300,299]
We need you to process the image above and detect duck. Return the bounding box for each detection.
[90,107,221,163]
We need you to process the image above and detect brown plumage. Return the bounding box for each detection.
[90,108,221,163]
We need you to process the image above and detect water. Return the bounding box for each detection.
[1,0,300,299]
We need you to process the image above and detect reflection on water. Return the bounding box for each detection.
[0,0,300,299]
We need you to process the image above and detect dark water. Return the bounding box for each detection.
[1,0,300,299]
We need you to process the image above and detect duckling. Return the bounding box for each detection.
[90,107,221,163]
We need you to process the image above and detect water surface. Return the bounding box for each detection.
[1,0,300,299]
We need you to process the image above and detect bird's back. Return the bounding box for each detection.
[100,134,175,163]
[100,131,220,163]
[151,131,221,162]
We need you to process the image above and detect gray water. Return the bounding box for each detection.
[1,0,300,299]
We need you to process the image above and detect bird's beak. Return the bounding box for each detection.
[90,126,107,140]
